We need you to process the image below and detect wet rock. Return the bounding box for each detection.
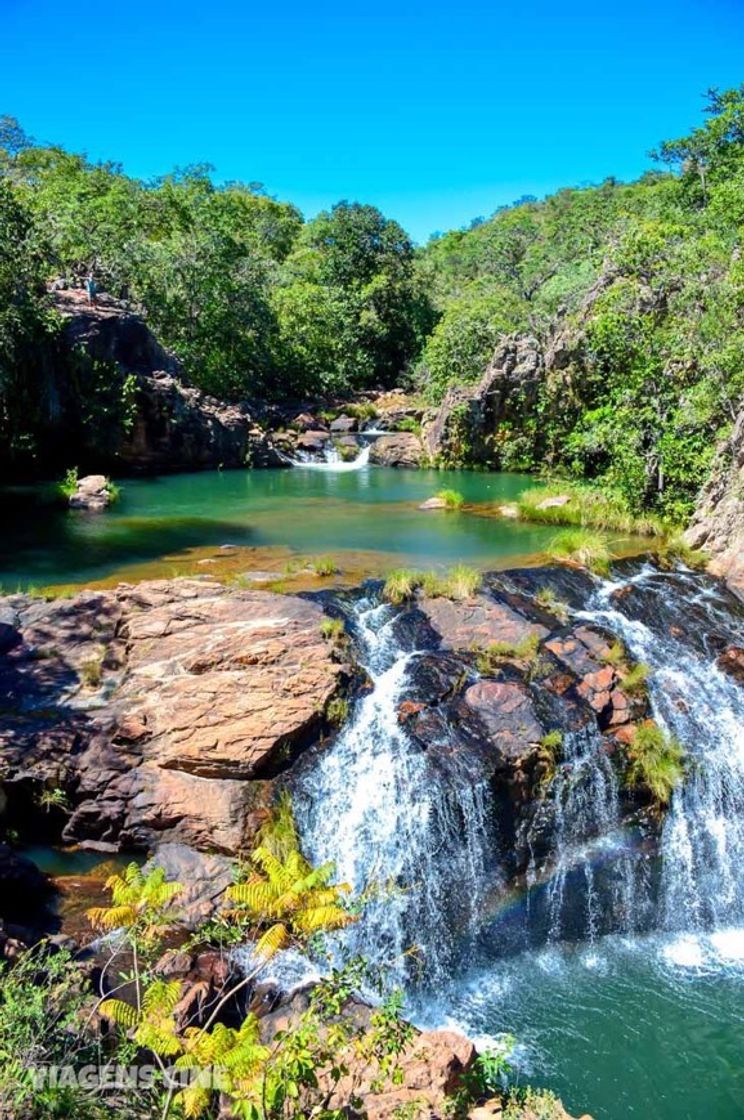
[419,496,448,510]
[718,646,744,685]
[144,844,235,928]
[329,415,358,433]
[419,594,548,652]
[368,432,424,467]
[422,336,542,467]
[461,679,544,761]
[296,430,330,452]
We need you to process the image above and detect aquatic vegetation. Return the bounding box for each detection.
[57,466,79,499]
[435,488,465,509]
[383,567,420,604]
[625,721,686,806]
[548,528,611,576]
[325,695,350,725]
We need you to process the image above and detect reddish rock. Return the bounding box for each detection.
[368,432,423,468]
[462,680,544,761]
[420,595,548,652]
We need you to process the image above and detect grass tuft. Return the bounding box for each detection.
[320,617,345,643]
[383,565,481,604]
[620,662,651,695]
[625,721,685,806]
[383,568,420,604]
[549,528,611,577]
[476,633,540,673]
[534,586,570,623]
[516,481,667,537]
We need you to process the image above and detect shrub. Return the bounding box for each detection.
[435,488,464,509]
[625,721,686,806]
[549,529,611,576]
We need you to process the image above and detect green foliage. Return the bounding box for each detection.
[435,488,465,509]
[326,695,350,726]
[320,617,346,642]
[601,641,626,667]
[421,565,482,600]
[87,861,183,949]
[57,466,79,499]
[516,482,666,536]
[625,722,686,806]
[548,529,611,576]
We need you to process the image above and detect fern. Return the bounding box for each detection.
[99,998,140,1029]
[255,922,290,959]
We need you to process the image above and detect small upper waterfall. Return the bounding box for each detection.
[290,443,372,471]
[293,591,495,986]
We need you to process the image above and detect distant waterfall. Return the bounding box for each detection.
[290,444,372,471]
[293,593,495,986]
[582,567,744,932]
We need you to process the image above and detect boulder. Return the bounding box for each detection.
[1,580,351,855]
[369,432,424,468]
[718,645,744,685]
[685,408,744,602]
[419,496,448,510]
[144,843,235,928]
[69,474,111,512]
[329,415,358,433]
[296,430,331,452]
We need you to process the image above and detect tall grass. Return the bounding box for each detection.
[548,529,611,576]
[383,565,481,604]
[516,482,667,537]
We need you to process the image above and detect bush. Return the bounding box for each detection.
[549,529,611,576]
[625,721,685,806]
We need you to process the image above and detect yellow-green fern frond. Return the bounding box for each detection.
[99,998,141,1029]
[174,1084,212,1119]
[142,978,182,1016]
[251,846,293,889]
[86,904,138,931]
[293,905,355,934]
[255,922,289,959]
[226,880,280,914]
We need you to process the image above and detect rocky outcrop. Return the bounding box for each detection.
[0,579,350,854]
[369,431,424,467]
[685,408,744,601]
[422,336,542,467]
[53,292,286,473]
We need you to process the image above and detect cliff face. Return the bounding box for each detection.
[685,409,744,601]
[52,291,286,473]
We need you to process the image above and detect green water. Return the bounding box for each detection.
[0,466,556,589]
[425,932,744,1120]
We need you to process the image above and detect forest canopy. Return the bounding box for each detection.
[2,84,744,518]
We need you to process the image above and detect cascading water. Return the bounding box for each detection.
[290,444,372,471]
[581,566,744,932]
[293,591,495,986]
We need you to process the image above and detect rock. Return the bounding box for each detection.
[461,680,544,761]
[422,336,542,467]
[296,430,331,452]
[144,844,235,928]
[419,496,448,510]
[329,415,358,433]
[369,432,424,468]
[535,494,571,510]
[420,594,548,652]
[353,1029,476,1120]
[718,646,744,685]
[1,580,350,855]
[69,474,112,511]
[685,408,744,601]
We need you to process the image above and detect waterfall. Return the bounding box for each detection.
[293,592,495,987]
[581,567,744,932]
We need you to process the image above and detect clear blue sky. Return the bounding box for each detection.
[2,0,743,242]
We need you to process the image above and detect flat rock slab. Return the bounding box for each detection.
[1,579,348,854]
[420,594,548,651]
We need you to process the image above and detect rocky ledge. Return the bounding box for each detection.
[0,578,351,853]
